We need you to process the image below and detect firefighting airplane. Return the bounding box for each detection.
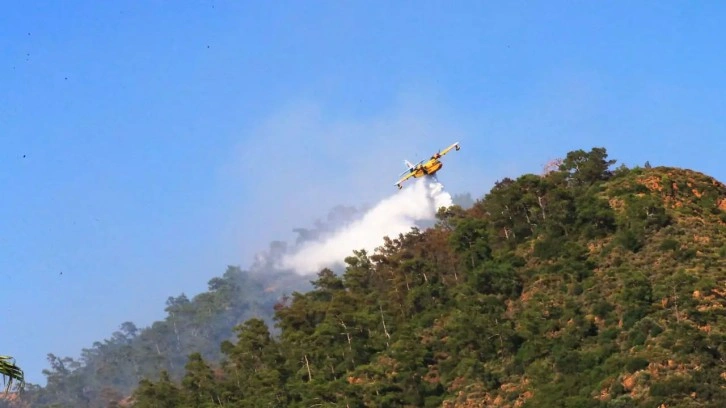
[394,142,461,189]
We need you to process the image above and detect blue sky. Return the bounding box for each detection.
[1,1,724,384]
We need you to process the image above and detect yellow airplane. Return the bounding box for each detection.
[394,142,460,189]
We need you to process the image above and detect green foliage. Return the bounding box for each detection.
[649,376,694,397]
[559,147,617,186]
[449,218,491,268]
[617,273,653,329]
[659,238,679,251]
[615,229,644,252]
[181,353,217,407]
[615,193,671,252]
[133,371,184,408]
[468,261,522,298]
[575,191,617,238]
[624,357,649,373]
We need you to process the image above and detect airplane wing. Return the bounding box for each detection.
[438,142,461,157]
[394,172,416,188]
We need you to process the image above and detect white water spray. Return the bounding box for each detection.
[282,178,452,275]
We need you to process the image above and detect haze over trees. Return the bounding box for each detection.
[7,147,726,408]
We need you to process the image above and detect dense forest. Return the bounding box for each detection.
[6,147,726,407]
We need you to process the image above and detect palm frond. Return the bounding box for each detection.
[0,355,25,393]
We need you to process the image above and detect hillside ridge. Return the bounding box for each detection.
[11,148,726,408]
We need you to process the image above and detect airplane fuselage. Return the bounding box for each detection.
[411,159,443,178]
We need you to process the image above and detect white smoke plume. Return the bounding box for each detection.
[282,178,452,275]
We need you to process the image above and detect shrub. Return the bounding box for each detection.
[659,239,679,251]
[624,357,649,372]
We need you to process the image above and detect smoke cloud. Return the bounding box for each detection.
[282,177,452,275]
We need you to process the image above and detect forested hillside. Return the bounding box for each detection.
[9,147,726,408]
[7,268,307,407]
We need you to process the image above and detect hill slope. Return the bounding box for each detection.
[12,147,726,408]
[8,267,305,408]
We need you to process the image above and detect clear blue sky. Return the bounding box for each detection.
[2,1,724,384]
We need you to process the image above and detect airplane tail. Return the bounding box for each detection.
[404,159,415,169]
